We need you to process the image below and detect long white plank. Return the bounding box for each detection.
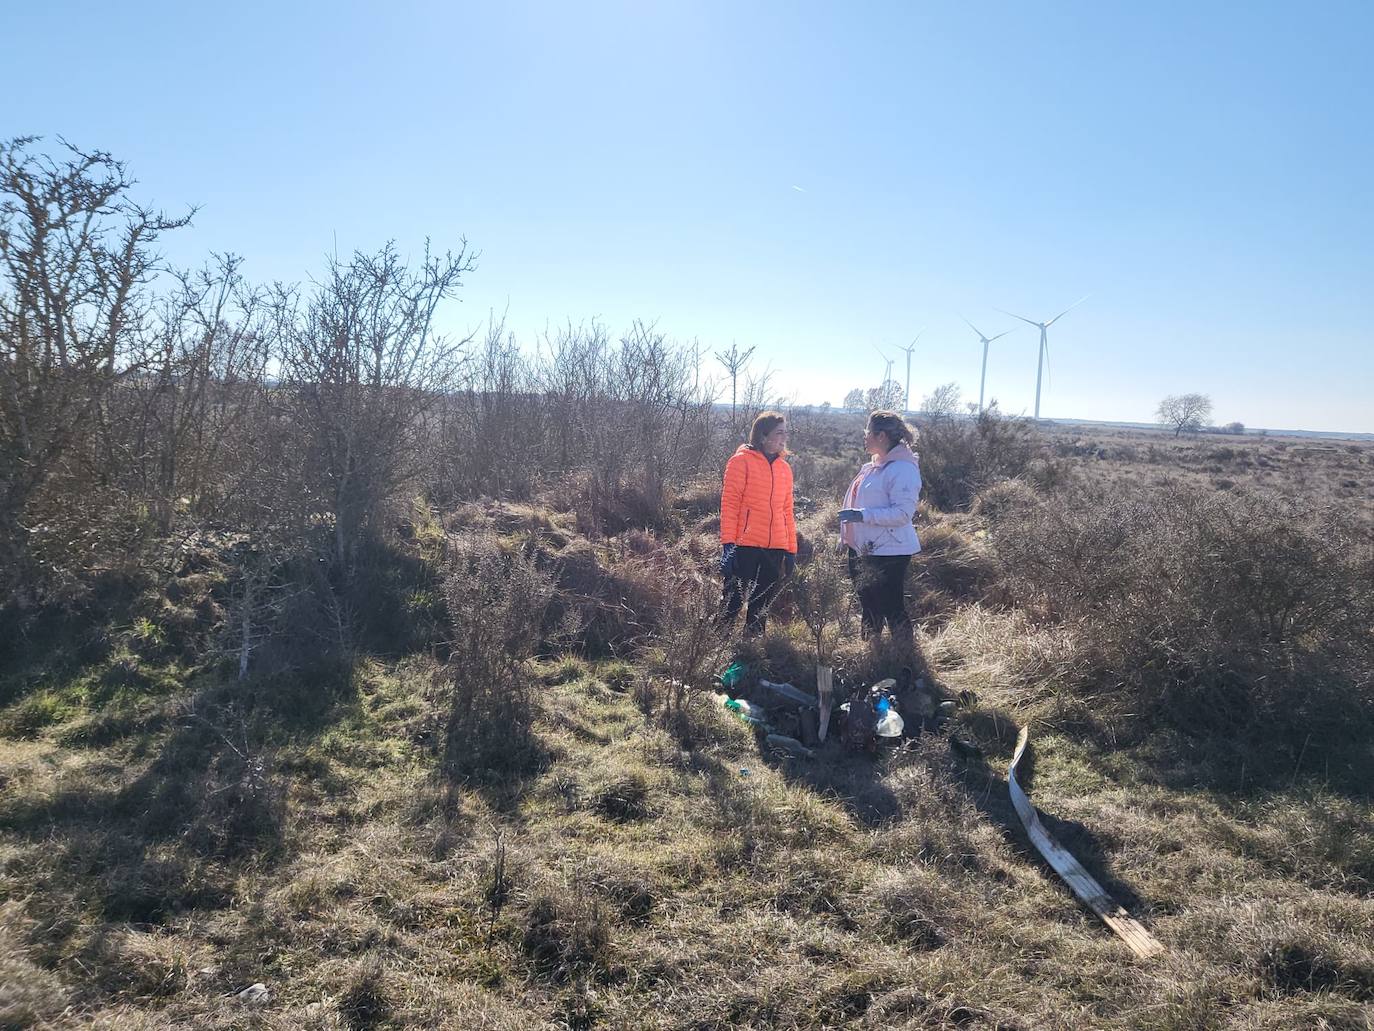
[1008,726,1164,959]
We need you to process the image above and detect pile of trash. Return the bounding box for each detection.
[713,662,956,760]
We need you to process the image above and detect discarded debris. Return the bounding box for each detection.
[235,983,272,1005]
[722,697,768,724]
[839,697,876,754]
[949,736,983,761]
[1008,726,1163,959]
[757,678,817,708]
[874,694,905,738]
[816,664,835,742]
[719,661,747,690]
[764,733,815,759]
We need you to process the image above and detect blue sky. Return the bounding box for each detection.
[6,0,1372,431]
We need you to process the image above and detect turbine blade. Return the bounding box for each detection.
[996,307,1041,328]
[988,330,1014,342]
[962,316,988,340]
[1045,294,1089,327]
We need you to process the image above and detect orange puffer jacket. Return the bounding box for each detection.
[719,445,797,553]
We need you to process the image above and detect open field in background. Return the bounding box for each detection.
[2,412,1372,1030]
[1040,424,1374,519]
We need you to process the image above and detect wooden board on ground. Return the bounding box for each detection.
[1008,726,1164,960]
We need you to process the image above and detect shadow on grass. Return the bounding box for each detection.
[0,654,366,972]
[439,677,552,817]
[765,737,903,827]
[946,711,1160,922]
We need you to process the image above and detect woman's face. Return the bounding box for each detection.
[864,425,889,456]
[760,423,787,456]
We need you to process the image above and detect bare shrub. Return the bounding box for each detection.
[278,241,475,573]
[121,255,277,533]
[1,136,191,605]
[435,312,542,502]
[440,533,554,783]
[914,394,1037,511]
[537,320,717,534]
[790,545,855,668]
[638,564,738,744]
[987,482,1374,742]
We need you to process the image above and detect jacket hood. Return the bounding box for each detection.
[873,443,918,468]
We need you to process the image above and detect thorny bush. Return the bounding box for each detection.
[987,482,1374,742]
[440,533,561,783]
[915,399,1039,511]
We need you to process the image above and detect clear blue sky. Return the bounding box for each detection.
[6,0,1372,431]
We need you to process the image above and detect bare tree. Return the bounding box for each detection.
[790,548,855,740]
[919,382,962,422]
[278,240,476,572]
[714,341,755,439]
[0,136,191,599]
[124,254,277,531]
[733,364,778,442]
[438,310,539,501]
[842,388,865,411]
[867,378,906,412]
[1157,393,1213,437]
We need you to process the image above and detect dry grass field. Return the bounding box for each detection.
[2,418,1372,1031]
[1041,423,1374,519]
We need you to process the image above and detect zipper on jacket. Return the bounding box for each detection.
[767,459,775,548]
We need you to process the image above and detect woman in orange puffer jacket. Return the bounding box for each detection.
[719,410,797,634]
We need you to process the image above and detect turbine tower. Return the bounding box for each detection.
[870,344,894,407]
[997,297,1087,419]
[961,318,1013,414]
[898,327,926,412]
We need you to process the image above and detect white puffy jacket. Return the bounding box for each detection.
[839,443,922,556]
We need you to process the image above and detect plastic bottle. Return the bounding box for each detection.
[720,661,747,690]
[724,697,767,726]
[874,694,904,737]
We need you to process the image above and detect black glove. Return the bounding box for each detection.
[838,508,864,524]
[720,543,737,577]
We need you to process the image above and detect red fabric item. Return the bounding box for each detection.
[719,445,797,553]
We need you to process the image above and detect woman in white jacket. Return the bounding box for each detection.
[838,410,922,649]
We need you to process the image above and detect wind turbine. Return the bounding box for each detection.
[961,318,1014,414]
[996,297,1088,420]
[898,327,926,412]
[870,343,894,407]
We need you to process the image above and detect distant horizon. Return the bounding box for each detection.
[719,400,1374,442]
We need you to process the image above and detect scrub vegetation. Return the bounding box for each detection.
[3,137,1374,1029]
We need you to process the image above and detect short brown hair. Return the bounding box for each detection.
[749,410,786,449]
[867,410,917,449]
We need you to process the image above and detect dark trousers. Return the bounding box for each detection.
[847,549,912,638]
[722,546,786,634]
